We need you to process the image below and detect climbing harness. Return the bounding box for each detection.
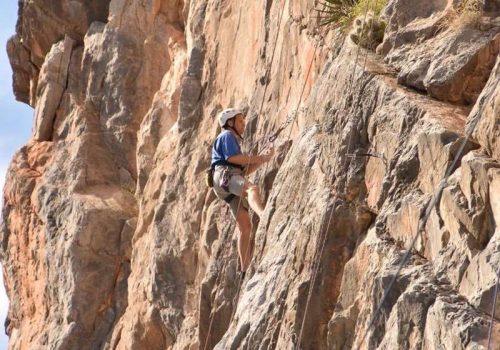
[220,167,231,192]
[205,157,244,190]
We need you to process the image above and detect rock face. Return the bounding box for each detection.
[1,0,500,349]
[380,0,500,104]
[8,0,111,104]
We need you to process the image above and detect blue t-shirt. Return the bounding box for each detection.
[211,130,242,167]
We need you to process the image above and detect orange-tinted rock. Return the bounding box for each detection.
[2,0,500,349]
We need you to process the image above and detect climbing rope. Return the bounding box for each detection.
[294,1,374,348]
[340,4,376,195]
[229,3,322,327]
[253,39,320,202]
[487,268,500,350]
[246,38,324,344]
[229,0,289,307]
[255,0,289,144]
[219,4,332,346]
[202,223,236,350]
[230,0,288,241]
[355,86,493,349]
[203,0,289,345]
[294,140,343,350]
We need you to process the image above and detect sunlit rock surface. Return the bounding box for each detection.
[2,0,500,349]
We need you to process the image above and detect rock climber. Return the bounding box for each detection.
[210,108,274,274]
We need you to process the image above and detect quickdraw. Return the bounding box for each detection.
[346,151,387,167]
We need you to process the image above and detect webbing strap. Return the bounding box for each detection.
[223,194,236,204]
[211,159,244,170]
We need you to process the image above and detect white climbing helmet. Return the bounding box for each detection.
[218,108,243,127]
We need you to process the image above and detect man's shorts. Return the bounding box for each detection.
[212,166,250,218]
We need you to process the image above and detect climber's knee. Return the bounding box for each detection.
[245,182,260,196]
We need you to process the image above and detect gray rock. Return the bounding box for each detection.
[33,36,75,142]
[2,1,500,349]
[7,0,110,103]
[381,0,500,104]
[6,35,36,104]
[469,56,500,160]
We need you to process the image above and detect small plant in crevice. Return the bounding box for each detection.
[314,0,387,29]
[314,0,387,50]
[314,0,357,28]
[349,11,386,50]
[350,0,387,21]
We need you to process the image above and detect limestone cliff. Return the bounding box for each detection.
[1,0,500,349]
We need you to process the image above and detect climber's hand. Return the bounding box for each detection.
[265,147,275,158]
[259,147,275,163]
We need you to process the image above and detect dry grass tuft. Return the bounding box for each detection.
[444,0,484,30]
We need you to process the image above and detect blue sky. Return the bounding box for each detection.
[1,1,34,349]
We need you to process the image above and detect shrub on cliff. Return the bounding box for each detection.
[453,0,484,29]
[349,11,386,50]
[437,0,490,33]
[315,0,386,28]
[315,0,387,50]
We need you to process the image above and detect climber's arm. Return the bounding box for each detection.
[226,153,266,166]
[227,147,275,175]
[246,162,262,175]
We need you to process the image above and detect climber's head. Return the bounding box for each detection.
[219,108,245,137]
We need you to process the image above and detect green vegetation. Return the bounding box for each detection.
[314,0,388,50]
[315,0,387,29]
[351,0,387,21]
[349,12,386,49]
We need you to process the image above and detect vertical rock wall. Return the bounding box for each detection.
[1,0,500,349]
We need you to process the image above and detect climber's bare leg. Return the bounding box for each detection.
[235,206,253,272]
[245,182,265,218]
